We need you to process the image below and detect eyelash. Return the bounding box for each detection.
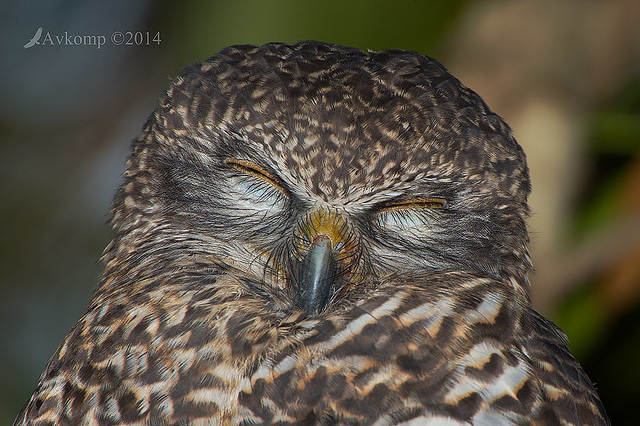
[378,197,446,212]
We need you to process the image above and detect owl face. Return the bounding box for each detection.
[116,42,532,314]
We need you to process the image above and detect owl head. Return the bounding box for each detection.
[109,41,532,315]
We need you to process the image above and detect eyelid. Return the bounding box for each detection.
[226,158,288,195]
[378,197,445,212]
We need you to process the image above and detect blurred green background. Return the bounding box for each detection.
[1,0,639,423]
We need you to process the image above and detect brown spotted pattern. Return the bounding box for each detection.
[16,42,608,425]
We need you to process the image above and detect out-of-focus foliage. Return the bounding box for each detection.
[556,73,640,422]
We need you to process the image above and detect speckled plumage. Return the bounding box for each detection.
[16,41,608,425]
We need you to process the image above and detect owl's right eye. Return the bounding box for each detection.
[226,158,289,204]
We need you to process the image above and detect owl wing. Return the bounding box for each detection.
[237,272,609,425]
[517,309,609,424]
[14,267,273,424]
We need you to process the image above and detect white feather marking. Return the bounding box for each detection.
[399,297,453,328]
[394,415,469,425]
[321,294,405,352]
[466,293,503,324]
[445,343,532,406]
[482,360,531,401]
[462,341,502,369]
[472,411,515,426]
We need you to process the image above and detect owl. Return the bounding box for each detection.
[16,41,608,425]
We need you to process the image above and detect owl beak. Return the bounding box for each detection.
[297,234,338,315]
[294,210,356,315]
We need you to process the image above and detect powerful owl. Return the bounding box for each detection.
[16,41,608,424]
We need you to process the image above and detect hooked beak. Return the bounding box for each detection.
[294,210,356,315]
[297,235,337,315]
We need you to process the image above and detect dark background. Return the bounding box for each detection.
[1,1,639,423]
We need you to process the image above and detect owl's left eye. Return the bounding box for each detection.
[376,197,445,231]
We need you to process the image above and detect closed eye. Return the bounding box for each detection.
[226,158,289,197]
[378,197,446,212]
[375,197,445,233]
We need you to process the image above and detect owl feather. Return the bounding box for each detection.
[16,41,608,425]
